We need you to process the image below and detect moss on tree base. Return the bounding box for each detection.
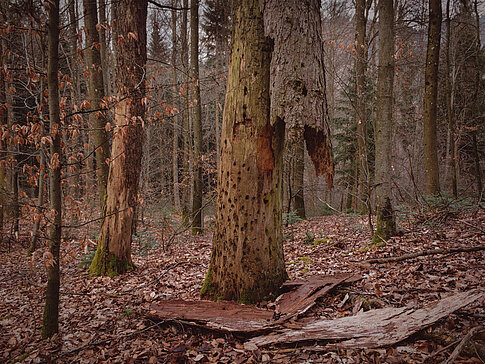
[88,243,134,277]
[372,197,396,244]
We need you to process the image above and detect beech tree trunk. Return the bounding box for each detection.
[290,129,305,219]
[98,0,111,97]
[83,0,110,210]
[42,0,62,338]
[423,0,441,195]
[472,0,483,197]
[191,0,203,234]
[372,0,396,243]
[445,0,457,198]
[355,0,370,213]
[181,0,191,226]
[89,0,147,276]
[172,0,181,212]
[201,0,287,303]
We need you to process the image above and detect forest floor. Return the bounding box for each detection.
[1,201,484,363]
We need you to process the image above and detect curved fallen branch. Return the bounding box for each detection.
[359,245,485,264]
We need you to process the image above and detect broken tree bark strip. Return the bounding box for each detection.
[249,289,483,348]
[148,300,274,333]
[275,273,359,320]
[360,245,485,264]
[148,274,357,333]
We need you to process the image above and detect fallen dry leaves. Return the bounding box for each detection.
[0,207,484,363]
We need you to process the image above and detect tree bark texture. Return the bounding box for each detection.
[262,0,333,187]
[98,0,112,97]
[181,0,191,226]
[423,0,441,195]
[372,0,396,243]
[191,0,203,234]
[355,0,369,213]
[172,0,181,212]
[201,0,287,303]
[83,0,110,211]
[445,0,457,198]
[89,0,147,276]
[42,0,61,338]
[290,129,305,219]
[472,0,483,196]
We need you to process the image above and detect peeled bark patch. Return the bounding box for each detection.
[262,0,333,185]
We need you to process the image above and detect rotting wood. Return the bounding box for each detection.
[249,289,483,348]
[275,273,360,321]
[148,274,356,333]
[148,300,275,333]
[359,245,485,265]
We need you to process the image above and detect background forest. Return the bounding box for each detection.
[0,0,484,362]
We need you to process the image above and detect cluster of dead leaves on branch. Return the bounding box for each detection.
[0,206,484,363]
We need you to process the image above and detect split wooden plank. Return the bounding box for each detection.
[147,274,358,333]
[275,273,360,321]
[148,299,274,333]
[249,289,483,348]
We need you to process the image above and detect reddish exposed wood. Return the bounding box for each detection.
[276,273,360,320]
[148,300,274,333]
[360,245,485,264]
[249,289,483,348]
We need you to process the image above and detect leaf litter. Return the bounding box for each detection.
[0,208,484,363]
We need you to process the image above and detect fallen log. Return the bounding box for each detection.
[359,245,485,265]
[148,300,274,333]
[249,289,483,348]
[147,274,359,333]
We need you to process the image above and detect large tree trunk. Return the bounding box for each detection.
[89,0,147,276]
[423,0,442,195]
[172,0,181,212]
[191,0,203,234]
[372,0,396,243]
[42,0,62,338]
[355,0,370,213]
[83,0,110,211]
[445,0,457,198]
[201,0,287,303]
[262,0,333,186]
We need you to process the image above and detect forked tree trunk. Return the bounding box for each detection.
[372,0,396,243]
[423,0,441,195]
[201,0,287,303]
[89,0,147,276]
[191,0,203,234]
[42,0,62,338]
[83,0,110,211]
